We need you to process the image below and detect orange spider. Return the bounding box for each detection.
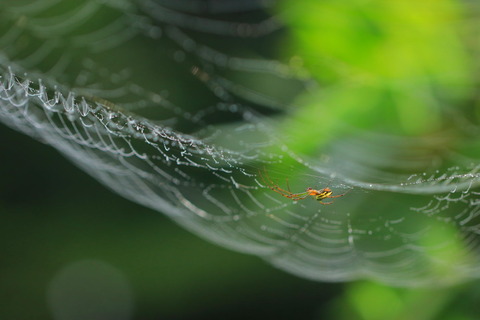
[260,169,348,204]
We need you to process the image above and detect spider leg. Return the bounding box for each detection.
[320,201,334,205]
[327,188,353,198]
[271,181,296,196]
[273,189,297,198]
[259,168,313,202]
[270,185,309,200]
[288,193,310,201]
[286,178,292,193]
[260,168,301,197]
[327,194,346,198]
[260,168,283,191]
[259,169,283,194]
[266,182,299,197]
[267,186,294,198]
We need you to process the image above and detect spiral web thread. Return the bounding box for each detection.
[2,0,480,286]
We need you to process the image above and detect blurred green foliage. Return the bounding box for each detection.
[278,0,476,157]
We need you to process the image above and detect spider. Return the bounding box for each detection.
[260,169,348,204]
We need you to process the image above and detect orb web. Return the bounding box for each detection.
[1,0,480,286]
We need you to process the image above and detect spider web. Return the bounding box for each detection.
[1,0,480,286]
